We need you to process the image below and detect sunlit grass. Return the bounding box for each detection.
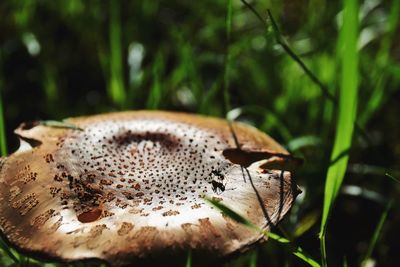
[204,197,320,267]
[238,2,360,265]
[360,0,400,126]
[320,0,359,266]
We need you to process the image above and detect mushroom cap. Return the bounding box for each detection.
[0,111,298,266]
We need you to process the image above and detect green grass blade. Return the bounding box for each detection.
[361,199,393,266]
[204,197,258,230]
[42,263,62,267]
[240,0,337,103]
[240,0,370,144]
[294,211,320,238]
[227,105,294,143]
[178,36,204,109]
[223,0,233,116]
[241,0,337,103]
[264,7,336,104]
[204,197,320,267]
[0,238,19,264]
[0,51,19,264]
[249,250,257,267]
[199,79,220,115]
[109,0,126,108]
[146,51,164,109]
[287,135,322,152]
[268,232,320,266]
[360,0,400,126]
[385,173,400,184]
[185,250,192,267]
[0,85,6,156]
[320,0,359,266]
[43,65,58,103]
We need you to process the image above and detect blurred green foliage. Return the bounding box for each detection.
[0,0,400,266]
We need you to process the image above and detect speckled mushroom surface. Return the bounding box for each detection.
[0,111,298,266]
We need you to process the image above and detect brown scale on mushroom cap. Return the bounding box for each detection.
[0,111,298,266]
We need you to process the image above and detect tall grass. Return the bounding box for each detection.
[360,0,400,126]
[385,173,400,184]
[223,0,233,115]
[109,0,126,108]
[240,0,337,105]
[249,250,257,267]
[319,0,359,266]
[362,198,393,266]
[43,65,58,104]
[146,51,164,109]
[0,1,398,266]
[0,85,6,156]
[0,51,19,264]
[204,197,320,267]
[175,34,204,109]
[185,250,192,267]
[232,1,361,266]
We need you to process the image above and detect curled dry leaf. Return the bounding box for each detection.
[0,111,299,266]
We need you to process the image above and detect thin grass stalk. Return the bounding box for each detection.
[319,0,359,266]
[343,257,348,267]
[0,49,20,264]
[249,250,257,267]
[185,250,192,267]
[223,0,233,116]
[109,0,126,108]
[204,197,320,267]
[43,65,58,103]
[361,199,393,266]
[0,237,19,264]
[240,0,369,144]
[240,0,335,103]
[385,173,400,184]
[0,86,6,156]
[0,50,6,156]
[199,79,221,115]
[0,118,18,261]
[359,0,400,126]
[179,38,204,109]
[146,51,164,109]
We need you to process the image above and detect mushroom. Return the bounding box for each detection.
[0,111,299,266]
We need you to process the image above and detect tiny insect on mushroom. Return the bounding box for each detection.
[0,111,299,266]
